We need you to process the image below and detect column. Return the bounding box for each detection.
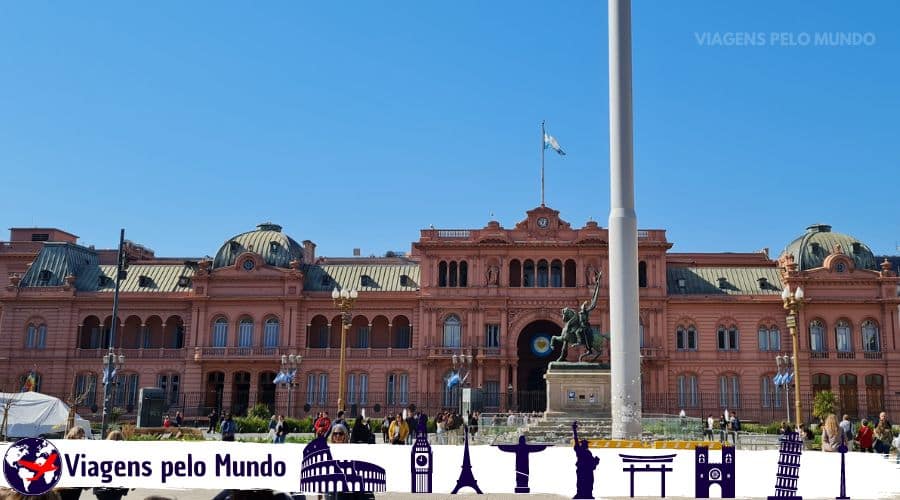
[608,0,642,439]
[500,362,509,411]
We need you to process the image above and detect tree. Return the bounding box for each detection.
[65,377,95,434]
[0,382,24,440]
[813,390,837,421]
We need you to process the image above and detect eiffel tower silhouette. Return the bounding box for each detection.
[451,424,483,494]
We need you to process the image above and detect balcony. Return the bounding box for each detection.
[863,351,883,360]
[640,346,662,359]
[809,350,830,360]
[836,351,856,360]
[197,347,292,359]
[74,348,184,359]
[301,347,415,359]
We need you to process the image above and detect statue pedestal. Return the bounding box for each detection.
[544,363,611,418]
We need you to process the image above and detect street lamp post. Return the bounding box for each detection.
[331,288,358,413]
[775,354,794,424]
[100,229,126,439]
[781,285,804,426]
[279,354,302,418]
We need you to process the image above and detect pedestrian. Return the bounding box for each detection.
[221,412,236,442]
[208,408,220,433]
[679,409,686,429]
[56,427,87,500]
[330,423,349,444]
[435,411,446,445]
[350,417,372,444]
[174,411,183,428]
[314,411,331,438]
[839,414,854,451]
[728,412,741,444]
[718,414,727,443]
[468,411,479,438]
[855,420,874,452]
[873,417,894,454]
[163,415,171,428]
[389,413,409,445]
[821,414,842,452]
[382,415,391,443]
[704,415,714,440]
[268,415,278,443]
[275,415,288,444]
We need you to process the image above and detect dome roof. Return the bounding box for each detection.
[213,222,304,269]
[782,224,876,271]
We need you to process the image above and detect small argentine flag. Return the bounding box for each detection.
[544,132,566,156]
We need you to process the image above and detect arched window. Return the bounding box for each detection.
[717,324,739,351]
[509,260,522,287]
[448,261,458,287]
[438,261,448,287]
[212,318,228,347]
[811,373,831,395]
[719,374,740,408]
[838,373,858,417]
[459,261,468,287]
[25,323,47,349]
[861,320,880,353]
[264,317,280,348]
[443,315,461,347]
[809,320,826,352]
[865,374,884,417]
[564,259,576,287]
[238,318,254,348]
[677,373,698,408]
[550,260,563,287]
[758,325,781,352]
[676,325,697,350]
[638,261,647,288]
[835,320,852,352]
[392,316,412,348]
[761,374,782,408]
[523,260,535,287]
[537,260,549,287]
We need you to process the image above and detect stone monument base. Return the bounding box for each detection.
[544,362,611,418]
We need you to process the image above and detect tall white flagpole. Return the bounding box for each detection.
[541,120,546,206]
[608,0,642,439]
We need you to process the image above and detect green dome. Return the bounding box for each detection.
[213,222,304,269]
[782,224,876,271]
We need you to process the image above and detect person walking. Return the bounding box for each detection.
[821,414,842,452]
[389,413,409,445]
[839,414,854,451]
[382,415,391,443]
[275,415,288,444]
[873,417,894,454]
[208,408,219,433]
[268,415,278,443]
[705,415,715,440]
[174,411,183,428]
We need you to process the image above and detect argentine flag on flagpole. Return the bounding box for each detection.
[543,132,566,156]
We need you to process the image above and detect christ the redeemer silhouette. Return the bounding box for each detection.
[495,435,550,493]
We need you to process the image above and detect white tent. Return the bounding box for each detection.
[0,392,93,439]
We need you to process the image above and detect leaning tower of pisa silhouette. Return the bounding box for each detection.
[767,431,803,500]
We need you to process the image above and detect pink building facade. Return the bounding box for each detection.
[1,206,898,422]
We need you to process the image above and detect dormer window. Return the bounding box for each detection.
[810,242,821,253]
[269,241,280,254]
[400,275,409,287]
[757,277,768,290]
[320,274,331,287]
[138,275,152,288]
[98,275,110,287]
[851,242,861,254]
[360,275,373,287]
[177,276,191,287]
[38,270,52,285]
[717,277,728,289]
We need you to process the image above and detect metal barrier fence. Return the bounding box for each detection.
[50,389,898,425]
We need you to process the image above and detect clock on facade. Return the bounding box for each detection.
[242,259,255,271]
[537,217,549,228]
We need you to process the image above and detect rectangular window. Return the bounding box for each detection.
[356,326,370,348]
[74,374,97,407]
[395,326,411,348]
[676,329,685,350]
[758,328,769,351]
[677,375,698,408]
[485,381,500,407]
[318,374,328,404]
[387,373,396,405]
[761,377,771,408]
[769,330,781,351]
[485,324,500,348]
[718,328,739,351]
[731,375,740,407]
[142,325,152,348]
[213,323,227,347]
[264,322,279,348]
[26,326,35,348]
[863,328,879,351]
[90,327,101,349]
[359,374,368,405]
[399,373,409,405]
[719,376,728,407]
[238,322,253,347]
[348,374,356,404]
[836,325,852,352]
[307,374,316,405]
[318,325,328,348]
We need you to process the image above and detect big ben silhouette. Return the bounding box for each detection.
[411,414,433,493]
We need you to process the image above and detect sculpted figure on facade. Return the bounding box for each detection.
[485,265,499,286]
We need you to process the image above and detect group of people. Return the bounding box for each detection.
[161,411,183,429]
[312,410,377,444]
[821,411,895,453]
[434,409,466,445]
[266,415,289,443]
[703,411,742,443]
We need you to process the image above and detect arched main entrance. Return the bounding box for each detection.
[517,320,562,412]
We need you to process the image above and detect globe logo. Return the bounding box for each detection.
[3,438,63,495]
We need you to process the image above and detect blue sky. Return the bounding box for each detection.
[1,1,898,258]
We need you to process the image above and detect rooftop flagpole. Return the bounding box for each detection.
[541,120,546,206]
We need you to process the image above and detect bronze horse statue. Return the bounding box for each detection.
[550,271,610,362]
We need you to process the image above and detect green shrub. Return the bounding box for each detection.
[284,417,313,433]
[248,404,272,420]
[813,391,837,421]
[234,416,269,433]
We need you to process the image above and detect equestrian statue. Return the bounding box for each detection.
[550,271,610,362]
